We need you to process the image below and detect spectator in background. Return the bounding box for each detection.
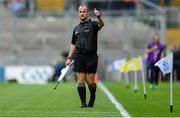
[25,0,31,11]
[171,44,180,81]
[9,0,25,16]
[148,0,170,6]
[146,33,165,89]
[50,52,69,82]
[148,0,159,4]
[124,0,140,10]
[51,59,65,82]
[164,0,170,6]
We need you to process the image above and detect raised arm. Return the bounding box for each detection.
[94,8,104,29]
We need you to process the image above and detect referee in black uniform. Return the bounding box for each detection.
[66,4,104,108]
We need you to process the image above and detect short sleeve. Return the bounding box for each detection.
[71,29,76,45]
[147,42,152,48]
[147,44,151,48]
[93,21,101,31]
[161,44,165,51]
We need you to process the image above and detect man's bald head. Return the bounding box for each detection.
[78,4,89,21]
[78,4,89,12]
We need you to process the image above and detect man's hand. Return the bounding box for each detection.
[94,8,101,17]
[66,58,71,66]
[147,45,158,53]
[152,45,158,51]
[94,8,104,28]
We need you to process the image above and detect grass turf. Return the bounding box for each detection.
[1,81,180,117]
[104,81,180,117]
[0,82,120,117]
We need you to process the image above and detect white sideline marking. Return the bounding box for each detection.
[98,81,131,118]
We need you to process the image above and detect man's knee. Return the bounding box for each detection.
[76,72,86,83]
[87,81,95,85]
[86,76,96,85]
[77,77,86,83]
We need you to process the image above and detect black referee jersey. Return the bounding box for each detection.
[71,19,101,55]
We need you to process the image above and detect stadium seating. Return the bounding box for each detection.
[0,1,165,65]
[159,0,180,7]
[36,0,64,11]
[167,29,180,47]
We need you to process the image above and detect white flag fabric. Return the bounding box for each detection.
[58,60,74,82]
[113,59,126,71]
[155,53,173,75]
[108,58,126,72]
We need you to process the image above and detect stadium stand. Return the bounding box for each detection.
[159,0,180,7]
[36,0,64,11]
[167,29,180,48]
[0,0,177,67]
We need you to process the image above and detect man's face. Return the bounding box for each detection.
[78,6,88,21]
[153,35,159,44]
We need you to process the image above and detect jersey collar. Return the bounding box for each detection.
[80,18,90,24]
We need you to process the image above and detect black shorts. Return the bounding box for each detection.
[74,53,98,73]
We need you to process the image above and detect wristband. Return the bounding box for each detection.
[66,57,72,60]
[97,14,102,18]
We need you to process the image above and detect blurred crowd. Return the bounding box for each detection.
[148,0,171,6]
[3,0,30,16]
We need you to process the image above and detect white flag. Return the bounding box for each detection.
[155,53,173,75]
[113,59,126,71]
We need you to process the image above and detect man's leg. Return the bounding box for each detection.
[86,73,96,107]
[177,66,180,81]
[149,64,154,89]
[146,64,150,82]
[76,72,87,107]
[154,66,159,85]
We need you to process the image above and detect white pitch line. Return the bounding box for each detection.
[98,81,131,118]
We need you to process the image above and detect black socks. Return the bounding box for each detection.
[77,83,97,108]
[77,83,86,107]
[88,84,97,107]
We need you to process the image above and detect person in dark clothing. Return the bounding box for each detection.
[51,52,68,82]
[172,45,180,81]
[66,4,104,108]
[51,61,64,82]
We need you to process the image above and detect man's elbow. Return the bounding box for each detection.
[146,49,150,53]
[101,23,104,27]
[99,23,104,29]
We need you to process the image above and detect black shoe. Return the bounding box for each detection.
[87,102,94,107]
[88,95,95,107]
[80,104,87,108]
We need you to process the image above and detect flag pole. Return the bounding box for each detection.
[170,52,173,112]
[154,52,173,112]
[134,71,138,93]
[170,71,173,112]
[140,56,147,99]
[125,72,130,89]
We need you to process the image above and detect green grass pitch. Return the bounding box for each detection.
[0,82,120,117]
[0,82,180,117]
[105,81,180,117]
